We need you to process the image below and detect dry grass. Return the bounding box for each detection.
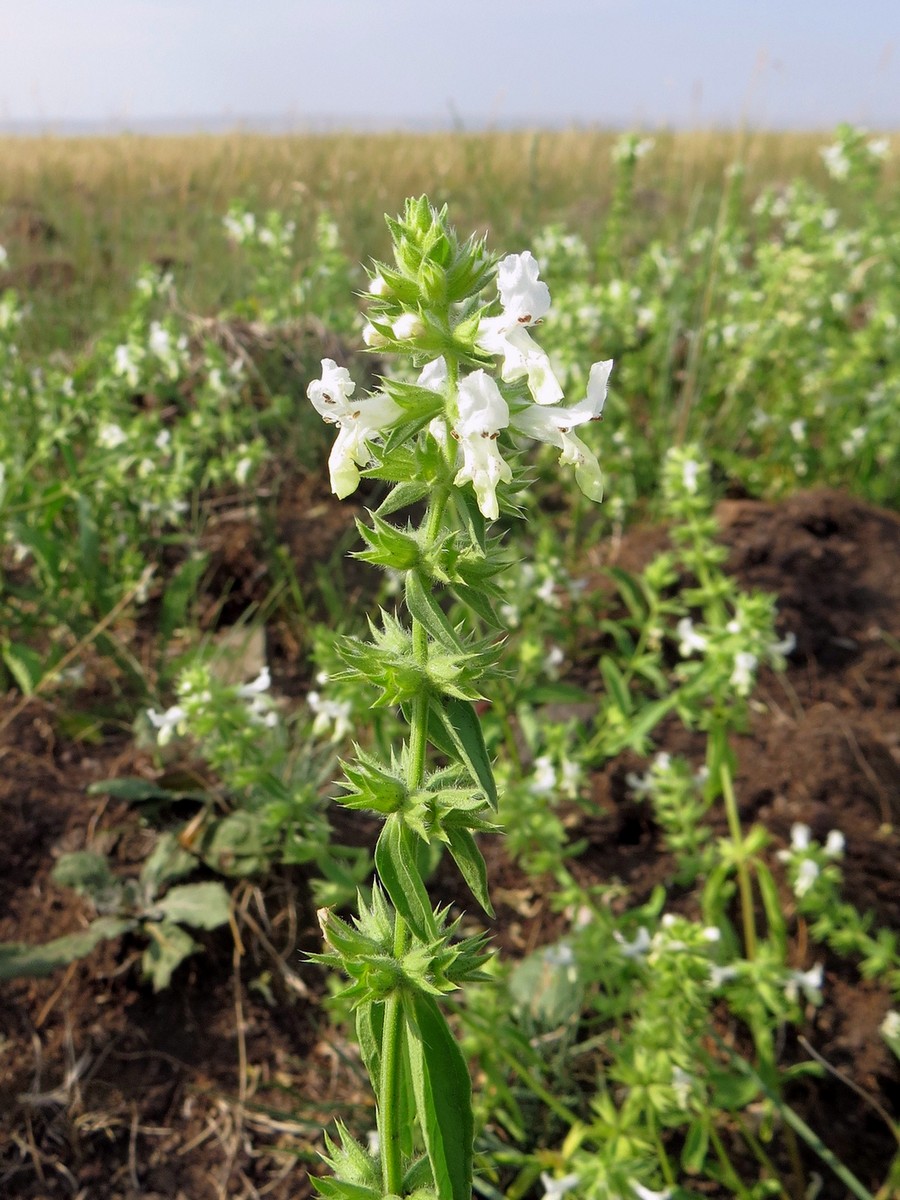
[0,128,893,354]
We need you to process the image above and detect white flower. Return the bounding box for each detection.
[496,251,551,326]
[676,617,707,657]
[867,136,889,161]
[307,358,357,419]
[544,644,565,677]
[98,422,127,449]
[477,251,561,405]
[478,317,564,405]
[147,704,188,745]
[543,941,575,968]
[391,311,425,340]
[769,631,796,658]
[307,690,353,743]
[630,1182,672,1200]
[452,370,512,520]
[682,458,700,494]
[509,359,612,502]
[223,209,256,242]
[366,1128,380,1155]
[730,650,758,695]
[821,143,850,180]
[785,962,824,1004]
[307,359,401,499]
[789,419,806,443]
[540,1171,580,1200]
[790,823,812,852]
[626,769,654,798]
[531,755,557,795]
[148,321,171,359]
[113,343,140,386]
[361,322,388,348]
[155,429,171,451]
[825,829,845,857]
[671,1066,693,1107]
[709,963,739,987]
[417,357,448,393]
[234,456,253,485]
[880,1010,900,1040]
[795,858,820,897]
[615,927,651,959]
[559,758,581,798]
[368,274,389,297]
[237,666,271,697]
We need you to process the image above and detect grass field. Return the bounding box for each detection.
[2,128,892,354]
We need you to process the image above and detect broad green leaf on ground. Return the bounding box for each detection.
[0,917,135,980]
[154,881,231,930]
[142,920,199,991]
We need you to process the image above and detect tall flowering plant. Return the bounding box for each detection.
[306,197,612,1200]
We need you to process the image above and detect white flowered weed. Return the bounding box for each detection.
[305,197,612,1200]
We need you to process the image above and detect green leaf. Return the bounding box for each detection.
[198,809,271,876]
[374,817,437,943]
[159,552,208,642]
[452,487,486,554]
[508,946,582,1027]
[445,827,493,916]
[355,999,384,1085]
[2,639,46,695]
[139,832,198,893]
[88,776,205,804]
[429,697,497,809]
[142,920,199,991]
[681,1118,709,1174]
[449,582,500,628]
[76,493,103,605]
[606,566,648,621]
[51,851,116,899]
[406,571,463,652]
[406,992,473,1200]
[0,917,134,980]
[154,882,231,930]
[603,693,679,756]
[755,863,787,957]
[375,479,430,518]
[600,655,632,716]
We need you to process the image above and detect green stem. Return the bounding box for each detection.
[720,754,757,961]
[379,978,406,1194]
[378,490,449,1193]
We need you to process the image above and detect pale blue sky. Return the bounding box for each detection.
[1,1,898,131]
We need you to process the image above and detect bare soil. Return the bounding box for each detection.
[0,487,897,1199]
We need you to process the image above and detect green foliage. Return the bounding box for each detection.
[0,833,230,991]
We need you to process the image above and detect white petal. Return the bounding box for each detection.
[417,356,448,393]
[307,358,356,420]
[496,251,551,325]
[453,434,512,520]
[455,370,509,438]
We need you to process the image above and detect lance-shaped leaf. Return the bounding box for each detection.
[405,570,463,652]
[375,479,430,518]
[375,816,438,944]
[445,826,493,916]
[405,992,473,1200]
[428,697,498,809]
